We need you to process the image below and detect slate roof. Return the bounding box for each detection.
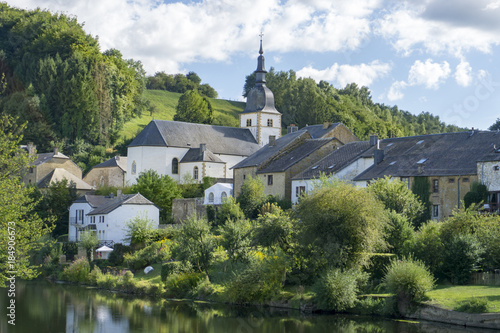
[37,168,93,190]
[91,156,127,171]
[33,151,69,166]
[232,130,311,169]
[293,141,372,180]
[257,138,334,174]
[301,123,342,139]
[128,120,260,156]
[88,193,155,215]
[180,147,224,163]
[74,194,113,208]
[354,130,500,181]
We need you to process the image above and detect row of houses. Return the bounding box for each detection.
[21,40,500,247]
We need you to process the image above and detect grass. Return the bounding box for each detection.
[426,285,500,313]
[133,263,162,284]
[118,89,245,143]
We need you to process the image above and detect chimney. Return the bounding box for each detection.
[287,124,298,134]
[269,135,276,146]
[323,121,331,129]
[369,135,379,147]
[53,147,59,155]
[374,148,384,165]
[117,189,122,198]
[27,142,36,155]
[115,154,120,161]
[199,143,206,159]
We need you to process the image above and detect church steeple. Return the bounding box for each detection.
[255,33,267,85]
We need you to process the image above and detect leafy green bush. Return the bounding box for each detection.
[61,257,90,283]
[62,242,79,261]
[366,253,396,283]
[108,243,131,266]
[442,234,484,285]
[96,273,119,290]
[455,298,489,313]
[88,266,103,285]
[383,257,435,303]
[225,250,288,303]
[165,272,206,298]
[124,241,170,270]
[313,268,368,311]
[161,261,192,282]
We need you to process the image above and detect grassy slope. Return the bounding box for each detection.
[427,285,500,313]
[119,90,245,142]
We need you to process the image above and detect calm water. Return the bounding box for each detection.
[0,280,491,333]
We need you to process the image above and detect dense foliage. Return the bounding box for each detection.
[174,89,214,124]
[146,71,217,98]
[0,4,147,149]
[244,69,465,140]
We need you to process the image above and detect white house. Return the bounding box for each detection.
[204,183,233,205]
[68,193,159,246]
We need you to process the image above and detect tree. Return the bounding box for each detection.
[253,207,298,254]
[411,177,432,228]
[0,115,51,284]
[218,218,253,263]
[237,176,267,219]
[174,89,214,124]
[296,180,388,270]
[368,176,424,224]
[130,169,182,221]
[489,118,500,131]
[123,214,155,247]
[79,231,99,262]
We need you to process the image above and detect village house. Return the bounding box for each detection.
[125,41,281,186]
[22,143,92,194]
[232,122,359,200]
[83,155,127,188]
[68,192,159,246]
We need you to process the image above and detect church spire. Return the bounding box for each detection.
[255,32,267,85]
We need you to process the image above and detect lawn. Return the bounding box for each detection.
[133,263,162,284]
[427,285,500,313]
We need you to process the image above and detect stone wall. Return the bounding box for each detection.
[172,198,206,223]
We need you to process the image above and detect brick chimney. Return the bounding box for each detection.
[269,135,276,146]
[287,124,298,134]
[323,121,331,129]
[369,135,379,147]
[53,147,59,155]
[27,142,36,155]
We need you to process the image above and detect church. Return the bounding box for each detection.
[125,39,282,185]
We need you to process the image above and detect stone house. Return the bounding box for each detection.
[83,155,127,188]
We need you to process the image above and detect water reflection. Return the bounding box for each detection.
[0,281,492,333]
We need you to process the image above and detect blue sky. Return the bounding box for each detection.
[6,0,500,130]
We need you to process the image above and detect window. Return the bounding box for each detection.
[77,209,84,223]
[208,192,214,203]
[99,230,101,239]
[463,177,470,182]
[432,205,439,218]
[90,216,96,224]
[246,119,252,127]
[221,192,227,201]
[193,166,199,180]
[29,168,33,174]
[296,186,306,197]
[100,176,104,187]
[267,119,273,127]
[132,161,137,174]
[243,174,246,180]
[172,158,179,174]
[102,230,105,239]
[433,179,439,193]
[267,175,273,185]
[449,178,455,183]
[99,216,105,223]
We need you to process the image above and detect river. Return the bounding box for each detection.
[0,280,492,333]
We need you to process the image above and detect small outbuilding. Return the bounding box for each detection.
[204,183,233,205]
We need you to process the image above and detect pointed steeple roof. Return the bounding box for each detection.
[242,36,280,115]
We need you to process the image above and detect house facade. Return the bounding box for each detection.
[68,193,159,246]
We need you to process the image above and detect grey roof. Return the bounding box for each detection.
[128,120,260,156]
[88,193,155,215]
[232,130,311,169]
[257,138,334,173]
[33,151,69,166]
[242,85,281,115]
[75,194,113,208]
[180,147,224,163]
[354,130,500,181]
[301,123,342,139]
[36,168,93,190]
[293,141,372,180]
[91,156,127,171]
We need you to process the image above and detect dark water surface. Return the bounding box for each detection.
[0,280,492,333]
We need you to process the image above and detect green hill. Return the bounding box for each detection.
[120,90,246,142]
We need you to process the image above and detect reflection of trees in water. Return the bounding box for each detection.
[9,281,486,333]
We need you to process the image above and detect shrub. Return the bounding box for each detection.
[108,243,131,266]
[124,241,170,270]
[383,257,435,304]
[161,261,192,282]
[88,266,103,285]
[442,234,484,285]
[313,268,368,312]
[225,250,288,303]
[120,271,137,292]
[97,273,119,290]
[62,242,79,261]
[61,257,90,283]
[455,298,489,313]
[165,272,206,298]
[366,253,396,283]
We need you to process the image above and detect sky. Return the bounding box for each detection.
[5,0,500,130]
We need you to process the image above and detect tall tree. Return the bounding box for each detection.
[0,115,51,284]
[174,89,214,124]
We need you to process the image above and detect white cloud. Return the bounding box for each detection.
[408,59,451,89]
[455,61,473,87]
[297,60,391,87]
[387,80,407,101]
